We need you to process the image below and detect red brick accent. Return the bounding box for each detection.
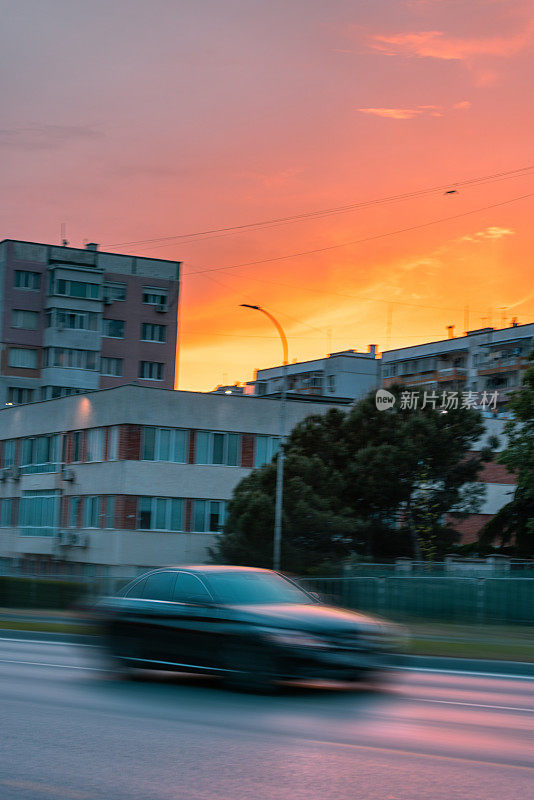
[103,428,109,462]
[188,430,196,464]
[241,433,255,468]
[118,425,141,460]
[0,440,3,469]
[115,495,138,529]
[80,430,88,463]
[447,514,493,545]
[477,461,516,485]
[60,496,68,528]
[184,498,192,532]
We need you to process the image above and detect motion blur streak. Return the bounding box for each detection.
[0,638,532,800]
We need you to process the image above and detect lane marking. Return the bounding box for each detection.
[0,658,103,671]
[0,636,95,647]
[412,698,534,714]
[393,666,534,682]
[305,739,534,772]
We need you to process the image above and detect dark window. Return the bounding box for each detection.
[103,319,125,338]
[173,573,212,604]
[124,577,147,598]
[142,571,177,601]
[72,431,82,462]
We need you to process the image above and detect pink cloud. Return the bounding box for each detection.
[358,107,422,119]
[358,101,469,120]
[369,27,534,61]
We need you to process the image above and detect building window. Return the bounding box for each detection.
[255,435,280,468]
[8,348,38,369]
[0,498,13,527]
[54,278,100,299]
[103,319,125,338]
[103,282,127,302]
[256,382,267,396]
[19,490,59,537]
[195,431,240,466]
[142,288,167,305]
[138,361,164,380]
[84,496,100,528]
[107,426,119,460]
[3,440,16,468]
[14,270,41,290]
[11,309,38,330]
[192,499,227,532]
[327,375,336,393]
[100,357,123,377]
[47,309,98,331]
[138,497,184,531]
[104,496,115,528]
[8,387,33,405]
[141,427,188,463]
[141,323,166,343]
[44,348,98,370]
[72,431,82,462]
[86,428,105,462]
[69,496,80,528]
[20,435,60,474]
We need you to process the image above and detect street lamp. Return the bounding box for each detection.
[240,304,288,571]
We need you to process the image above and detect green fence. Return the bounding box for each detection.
[0,577,87,610]
[301,576,534,624]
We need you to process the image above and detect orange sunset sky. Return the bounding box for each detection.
[2,0,534,391]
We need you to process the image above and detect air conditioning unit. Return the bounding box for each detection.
[9,466,21,481]
[156,303,167,313]
[61,468,75,481]
[70,532,89,548]
[103,295,112,305]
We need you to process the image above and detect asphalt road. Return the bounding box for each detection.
[0,638,532,800]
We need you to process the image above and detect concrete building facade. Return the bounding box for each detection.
[381,322,533,409]
[246,347,379,404]
[0,385,337,578]
[0,239,180,406]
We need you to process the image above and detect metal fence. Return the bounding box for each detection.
[300,576,534,624]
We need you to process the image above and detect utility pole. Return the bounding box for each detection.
[240,305,288,571]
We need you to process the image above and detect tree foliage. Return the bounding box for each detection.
[479,351,534,555]
[212,387,492,572]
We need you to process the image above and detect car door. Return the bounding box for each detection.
[127,570,179,662]
[169,572,223,670]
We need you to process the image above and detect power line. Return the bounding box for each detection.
[104,164,534,249]
[182,190,534,278]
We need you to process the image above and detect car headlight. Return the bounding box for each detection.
[260,628,331,649]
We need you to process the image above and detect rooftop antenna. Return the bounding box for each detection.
[60,223,68,247]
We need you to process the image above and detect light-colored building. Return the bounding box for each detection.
[0,239,180,407]
[0,384,338,578]
[246,346,379,404]
[381,322,533,408]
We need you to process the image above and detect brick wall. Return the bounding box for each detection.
[188,430,196,465]
[241,433,255,468]
[114,495,138,529]
[447,513,493,545]
[118,425,141,460]
[477,461,516,485]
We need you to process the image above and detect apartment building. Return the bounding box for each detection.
[381,322,533,408]
[245,346,379,403]
[0,239,180,406]
[0,384,337,578]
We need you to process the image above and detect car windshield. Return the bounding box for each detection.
[204,571,313,605]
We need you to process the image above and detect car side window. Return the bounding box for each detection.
[173,573,212,604]
[142,571,177,601]
[124,577,147,598]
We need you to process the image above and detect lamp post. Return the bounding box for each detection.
[240,304,288,572]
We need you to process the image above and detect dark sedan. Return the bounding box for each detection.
[97,566,401,691]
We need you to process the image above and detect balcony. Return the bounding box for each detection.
[436,367,468,381]
[477,356,527,376]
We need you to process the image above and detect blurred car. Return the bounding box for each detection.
[96,565,402,691]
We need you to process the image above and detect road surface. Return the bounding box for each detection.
[0,637,532,800]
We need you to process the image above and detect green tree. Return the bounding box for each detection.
[213,387,492,572]
[479,352,534,555]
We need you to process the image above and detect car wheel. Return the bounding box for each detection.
[223,643,279,693]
